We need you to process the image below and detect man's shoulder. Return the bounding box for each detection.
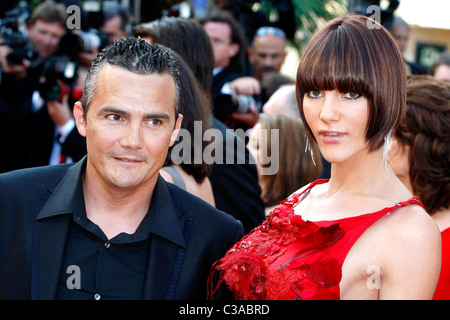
[0,164,73,192]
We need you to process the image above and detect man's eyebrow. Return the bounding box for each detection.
[98,106,171,120]
[142,112,171,120]
[98,106,130,117]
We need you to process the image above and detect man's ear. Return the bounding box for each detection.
[228,43,240,59]
[170,113,183,147]
[73,101,87,137]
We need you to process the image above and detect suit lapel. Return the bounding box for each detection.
[36,214,71,299]
[32,159,85,299]
[142,234,183,299]
[142,179,188,300]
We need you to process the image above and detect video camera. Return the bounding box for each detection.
[37,55,82,104]
[72,0,108,53]
[37,0,114,104]
[0,2,81,103]
[0,1,39,66]
[0,1,110,104]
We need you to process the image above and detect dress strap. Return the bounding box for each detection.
[375,196,424,216]
[296,179,329,198]
[162,166,186,190]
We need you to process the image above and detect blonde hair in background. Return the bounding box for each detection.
[259,115,322,207]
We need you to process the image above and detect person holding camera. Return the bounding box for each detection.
[201,11,259,131]
[0,0,86,173]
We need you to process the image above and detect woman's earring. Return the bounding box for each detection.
[305,135,316,166]
[382,130,392,170]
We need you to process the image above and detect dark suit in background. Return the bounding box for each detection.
[211,65,242,123]
[209,117,265,234]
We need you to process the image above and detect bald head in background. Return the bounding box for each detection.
[262,84,299,117]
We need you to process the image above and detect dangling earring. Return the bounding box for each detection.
[382,129,392,171]
[305,135,316,166]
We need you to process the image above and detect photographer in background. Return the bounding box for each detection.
[0,1,86,173]
[100,1,130,45]
[201,11,258,131]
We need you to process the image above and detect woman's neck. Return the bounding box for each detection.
[326,149,400,198]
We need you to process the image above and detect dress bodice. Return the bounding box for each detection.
[209,179,424,300]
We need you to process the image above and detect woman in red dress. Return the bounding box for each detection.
[209,15,441,300]
[388,75,450,299]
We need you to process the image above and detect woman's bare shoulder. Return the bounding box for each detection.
[377,204,441,299]
[386,203,440,239]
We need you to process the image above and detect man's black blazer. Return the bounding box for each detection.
[0,157,243,299]
[211,65,242,122]
[209,118,265,234]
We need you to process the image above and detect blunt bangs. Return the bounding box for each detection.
[296,29,373,99]
[296,15,406,152]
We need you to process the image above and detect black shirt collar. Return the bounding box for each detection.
[36,156,186,248]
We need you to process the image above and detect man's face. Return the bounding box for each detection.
[248,35,286,81]
[204,21,239,69]
[100,15,128,45]
[390,24,410,54]
[27,20,66,59]
[74,65,182,192]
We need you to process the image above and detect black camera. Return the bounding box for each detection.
[38,55,81,103]
[73,0,109,53]
[74,28,108,53]
[0,2,39,66]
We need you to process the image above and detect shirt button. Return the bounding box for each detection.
[94,293,101,300]
[104,242,110,248]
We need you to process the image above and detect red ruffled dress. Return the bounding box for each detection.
[209,179,424,300]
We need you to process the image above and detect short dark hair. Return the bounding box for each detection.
[200,11,247,72]
[80,37,180,116]
[103,1,129,31]
[296,14,406,152]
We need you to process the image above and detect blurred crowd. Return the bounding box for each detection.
[0,0,448,300]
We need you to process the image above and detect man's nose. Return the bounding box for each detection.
[120,122,144,150]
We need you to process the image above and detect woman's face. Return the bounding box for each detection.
[302,89,370,164]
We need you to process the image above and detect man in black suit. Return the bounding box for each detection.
[0,38,243,300]
[201,12,259,130]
